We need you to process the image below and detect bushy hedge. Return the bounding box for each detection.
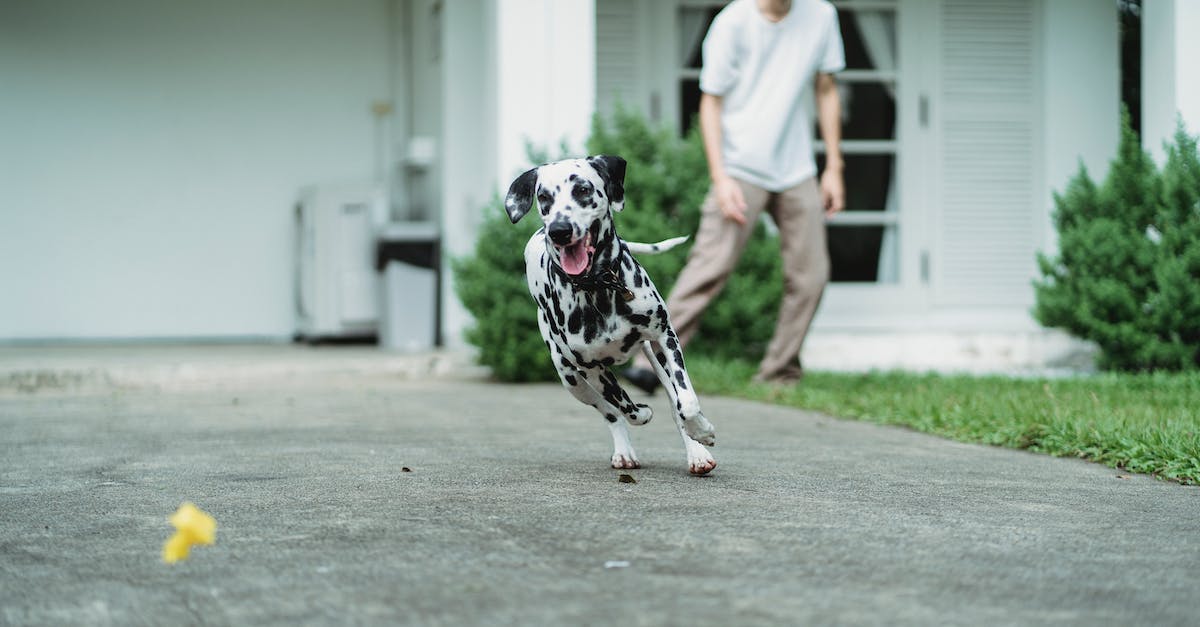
[1034,111,1200,371]
[453,106,785,381]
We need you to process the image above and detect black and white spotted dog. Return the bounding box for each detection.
[504,155,717,475]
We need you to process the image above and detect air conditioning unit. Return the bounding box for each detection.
[294,184,386,341]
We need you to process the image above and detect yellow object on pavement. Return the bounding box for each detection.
[162,502,217,563]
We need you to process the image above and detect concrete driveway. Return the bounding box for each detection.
[1,347,1197,625]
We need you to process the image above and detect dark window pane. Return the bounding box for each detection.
[815,81,896,141]
[680,78,702,134]
[836,9,896,71]
[828,225,888,283]
[680,6,725,69]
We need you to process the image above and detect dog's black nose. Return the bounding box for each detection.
[547,220,573,245]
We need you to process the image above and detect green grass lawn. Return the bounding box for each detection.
[687,358,1200,485]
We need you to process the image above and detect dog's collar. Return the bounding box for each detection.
[553,259,634,302]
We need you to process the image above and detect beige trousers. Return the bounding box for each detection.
[666,177,829,379]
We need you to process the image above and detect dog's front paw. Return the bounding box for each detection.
[683,413,716,447]
[611,451,641,469]
[626,403,652,426]
[684,439,716,476]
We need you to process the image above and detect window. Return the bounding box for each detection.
[676,0,901,284]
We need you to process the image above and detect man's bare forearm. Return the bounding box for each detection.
[815,73,843,172]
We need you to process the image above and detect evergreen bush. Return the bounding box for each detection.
[1034,110,1200,371]
[453,105,786,381]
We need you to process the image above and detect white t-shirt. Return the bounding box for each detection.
[699,0,845,192]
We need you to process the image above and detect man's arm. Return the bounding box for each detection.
[815,72,845,217]
[699,92,748,225]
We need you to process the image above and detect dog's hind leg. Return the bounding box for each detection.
[642,337,717,476]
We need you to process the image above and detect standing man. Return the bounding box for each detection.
[625,0,845,390]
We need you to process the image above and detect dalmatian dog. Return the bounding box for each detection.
[504,155,717,475]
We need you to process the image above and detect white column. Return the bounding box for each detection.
[1142,0,1200,164]
[1174,2,1200,137]
[439,0,497,347]
[495,0,596,182]
[437,0,595,348]
[1041,0,1118,255]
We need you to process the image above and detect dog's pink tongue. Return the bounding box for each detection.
[560,242,589,276]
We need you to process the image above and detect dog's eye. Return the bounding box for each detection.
[537,191,552,206]
[571,181,594,202]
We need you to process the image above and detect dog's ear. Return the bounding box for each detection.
[503,167,539,223]
[588,155,626,212]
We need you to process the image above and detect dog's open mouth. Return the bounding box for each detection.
[556,231,595,276]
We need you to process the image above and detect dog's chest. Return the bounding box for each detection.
[528,257,666,364]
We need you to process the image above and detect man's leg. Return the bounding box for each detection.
[665,179,770,347]
[756,177,829,382]
[625,179,769,389]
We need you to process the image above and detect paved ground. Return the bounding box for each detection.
[1,346,1198,625]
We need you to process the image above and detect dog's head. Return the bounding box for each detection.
[504,155,626,277]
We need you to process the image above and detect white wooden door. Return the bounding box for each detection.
[930,0,1042,308]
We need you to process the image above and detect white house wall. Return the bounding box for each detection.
[1142,0,1200,164]
[495,0,596,182]
[435,0,595,348]
[0,0,391,341]
[1177,2,1200,138]
[1040,0,1119,259]
[436,0,496,348]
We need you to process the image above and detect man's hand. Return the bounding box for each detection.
[714,176,748,225]
[820,167,845,218]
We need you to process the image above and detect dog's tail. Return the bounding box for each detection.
[625,235,689,255]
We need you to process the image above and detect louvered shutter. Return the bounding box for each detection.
[933,0,1040,306]
[595,0,643,118]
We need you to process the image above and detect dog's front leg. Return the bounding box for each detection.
[575,367,655,470]
[542,336,643,469]
[642,335,717,476]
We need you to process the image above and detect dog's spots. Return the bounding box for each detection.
[675,370,688,390]
[605,413,617,423]
[564,374,577,386]
[656,352,668,367]
[572,180,594,204]
[598,371,628,407]
[666,336,678,351]
[627,312,650,327]
[655,305,668,327]
[613,290,633,315]
[595,293,612,318]
[619,329,641,353]
[582,307,600,344]
[551,295,566,327]
[567,308,582,334]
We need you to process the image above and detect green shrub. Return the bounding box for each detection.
[451,193,554,382]
[453,105,786,381]
[1035,110,1200,371]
